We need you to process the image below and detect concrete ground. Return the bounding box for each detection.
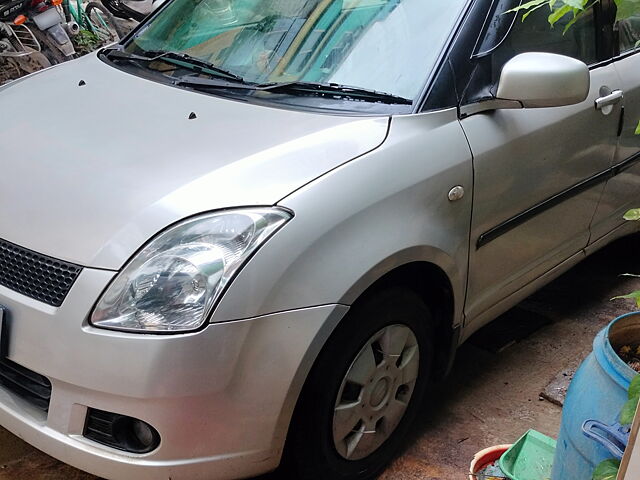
[0,235,639,480]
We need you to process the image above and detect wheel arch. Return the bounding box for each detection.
[280,254,461,442]
[277,257,460,474]
[343,257,460,381]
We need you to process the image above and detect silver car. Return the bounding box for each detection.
[0,0,638,479]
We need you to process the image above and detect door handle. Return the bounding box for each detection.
[595,90,624,110]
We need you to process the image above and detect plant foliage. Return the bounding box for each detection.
[509,0,640,28]
[612,210,640,307]
[624,209,640,221]
[593,458,621,480]
[73,30,101,55]
[621,375,640,425]
[591,376,640,479]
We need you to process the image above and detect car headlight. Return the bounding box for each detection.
[90,208,292,333]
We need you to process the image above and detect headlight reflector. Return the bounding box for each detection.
[90,208,291,333]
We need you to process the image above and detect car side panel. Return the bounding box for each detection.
[461,64,621,327]
[211,109,473,327]
[591,53,640,240]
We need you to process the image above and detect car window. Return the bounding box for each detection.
[478,5,597,90]
[498,6,597,65]
[617,14,640,53]
[457,4,597,107]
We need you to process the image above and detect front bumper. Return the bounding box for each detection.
[0,268,347,480]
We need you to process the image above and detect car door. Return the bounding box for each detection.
[460,4,622,326]
[590,0,640,241]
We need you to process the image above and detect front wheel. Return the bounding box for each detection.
[285,288,434,480]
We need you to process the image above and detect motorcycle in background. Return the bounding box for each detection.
[60,0,122,53]
[31,2,77,60]
[0,0,122,83]
[0,0,77,82]
[0,16,49,83]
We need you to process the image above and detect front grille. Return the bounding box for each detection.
[0,357,52,412]
[0,238,82,307]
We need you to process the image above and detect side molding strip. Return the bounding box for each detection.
[476,151,640,249]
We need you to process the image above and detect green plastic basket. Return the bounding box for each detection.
[499,430,557,480]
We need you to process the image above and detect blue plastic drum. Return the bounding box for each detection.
[551,312,640,480]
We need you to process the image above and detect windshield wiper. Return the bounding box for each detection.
[104,48,412,105]
[257,81,413,105]
[173,77,413,105]
[105,48,245,82]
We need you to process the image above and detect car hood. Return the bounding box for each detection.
[0,55,389,270]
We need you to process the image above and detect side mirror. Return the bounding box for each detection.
[497,52,590,108]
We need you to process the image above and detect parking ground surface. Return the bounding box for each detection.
[0,235,638,480]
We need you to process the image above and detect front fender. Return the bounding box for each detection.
[211,108,473,328]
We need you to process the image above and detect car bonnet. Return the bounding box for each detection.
[0,54,389,270]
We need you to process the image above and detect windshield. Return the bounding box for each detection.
[124,0,467,104]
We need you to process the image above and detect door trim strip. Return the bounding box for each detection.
[476,151,640,249]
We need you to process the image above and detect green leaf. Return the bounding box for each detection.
[549,5,574,26]
[629,375,640,400]
[635,119,640,135]
[563,10,584,33]
[564,0,588,8]
[614,0,640,20]
[593,459,620,480]
[624,208,640,220]
[523,1,553,20]
[505,0,551,14]
[611,291,640,308]
[621,397,639,424]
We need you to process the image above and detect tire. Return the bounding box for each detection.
[85,2,126,43]
[284,288,435,480]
